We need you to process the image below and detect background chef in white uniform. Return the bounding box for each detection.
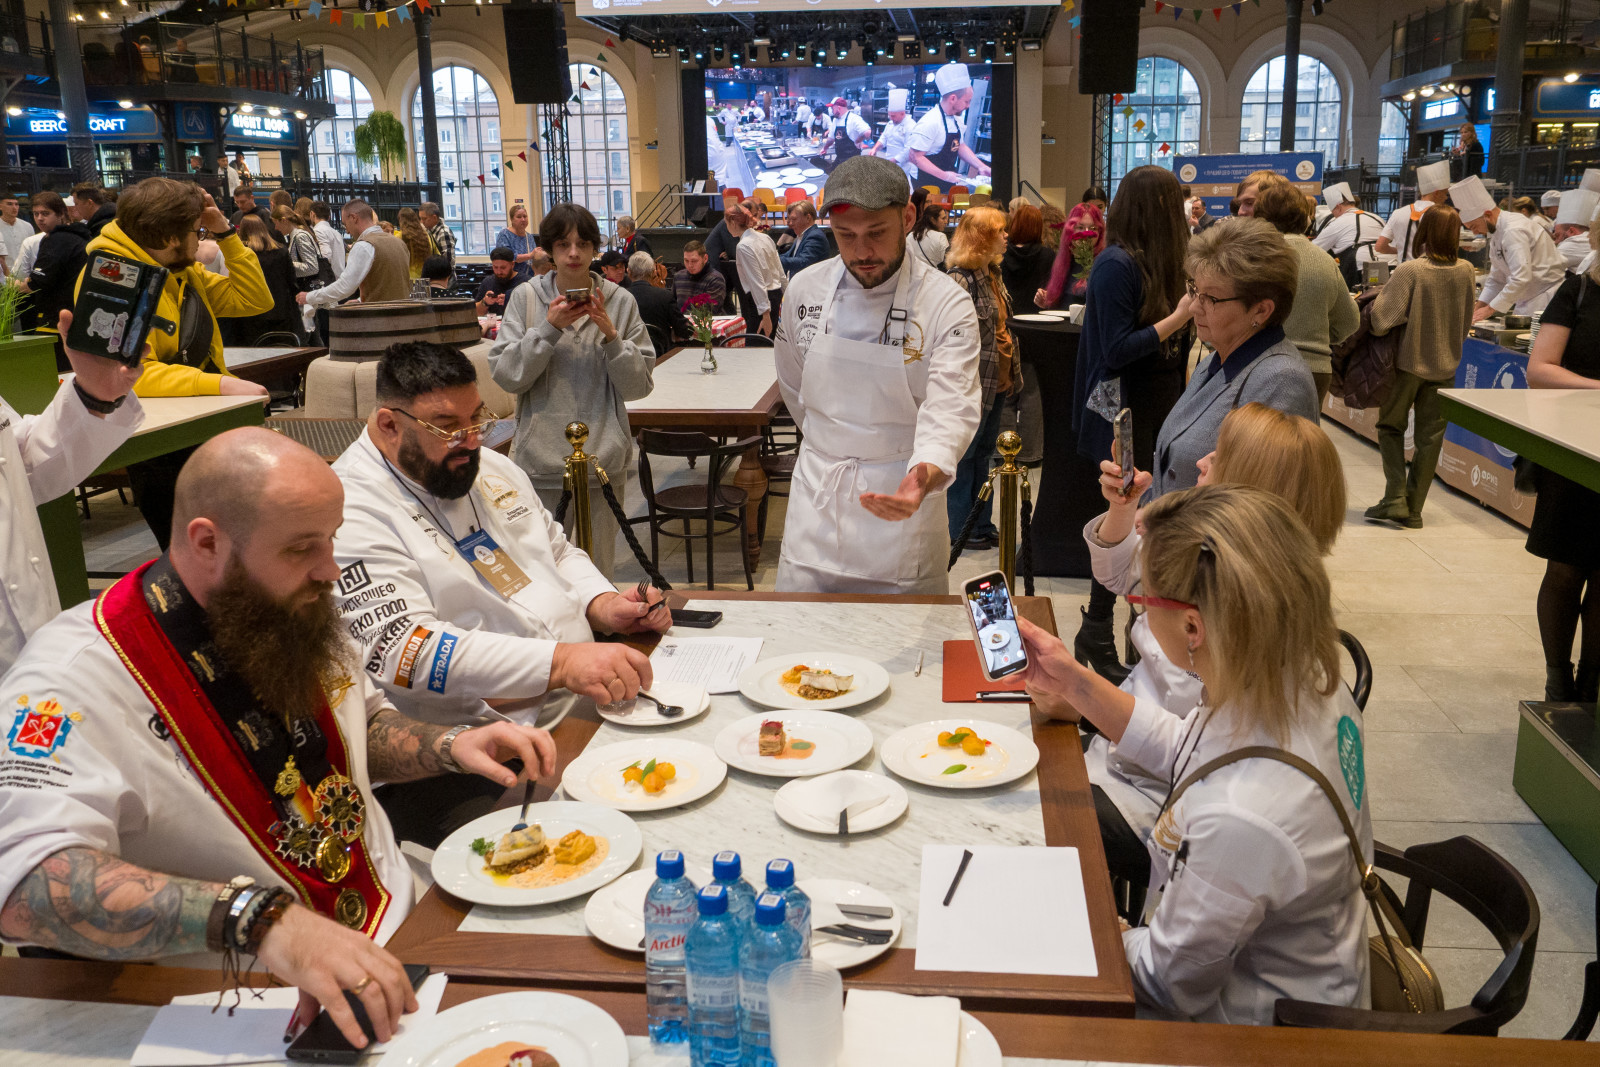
[1451,174,1568,320]
[774,154,980,595]
[1373,160,1451,264]
[1552,184,1600,272]
[1539,189,1561,231]
[909,64,992,191]
[0,309,144,674]
[871,87,920,187]
[1311,182,1378,268]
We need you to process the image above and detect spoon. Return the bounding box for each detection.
[636,690,684,718]
[511,779,536,832]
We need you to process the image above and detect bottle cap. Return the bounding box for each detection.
[713,851,742,880]
[765,859,795,888]
[754,892,787,926]
[697,884,729,915]
[656,850,685,880]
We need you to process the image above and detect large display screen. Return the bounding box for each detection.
[583,0,1037,14]
[692,63,1009,200]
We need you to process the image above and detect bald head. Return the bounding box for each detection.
[174,427,336,541]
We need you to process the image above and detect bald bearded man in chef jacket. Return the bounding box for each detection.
[774,155,981,595]
[871,87,921,187]
[909,64,992,192]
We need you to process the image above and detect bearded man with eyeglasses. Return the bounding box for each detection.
[330,342,669,846]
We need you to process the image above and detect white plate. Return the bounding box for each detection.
[379,991,628,1067]
[799,182,819,194]
[802,877,901,969]
[980,624,1012,650]
[431,802,641,907]
[596,681,711,727]
[1036,309,1072,318]
[1012,313,1062,323]
[585,862,713,953]
[774,770,909,834]
[958,1011,1002,1067]
[713,711,875,778]
[802,167,825,177]
[561,738,727,812]
[738,653,890,711]
[879,719,1040,790]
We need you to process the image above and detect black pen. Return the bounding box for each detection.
[942,848,974,907]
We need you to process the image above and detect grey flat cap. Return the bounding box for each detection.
[821,155,911,214]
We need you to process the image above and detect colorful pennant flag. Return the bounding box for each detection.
[1154,1,1163,9]
[505,159,514,172]
[1134,119,1146,130]
[396,4,410,20]
[1159,142,1171,154]
[491,165,501,178]
[1061,0,1074,8]
[416,0,430,12]
[1068,15,1080,26]
[308,0,322,16]
[1113,93,1124,104]
[1213,7,1222,19]
[517,151,527,161]
[354,11,364,27]
[1121,105,1135,117]
[446,180,455,191]
[376,10,387,26]
[330,9,342,24]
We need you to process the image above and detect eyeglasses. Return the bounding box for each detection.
[389,406,503,448]
[1126,593,1199,613]
[1186,281,1250,312]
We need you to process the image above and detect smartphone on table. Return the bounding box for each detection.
[286,963,430,1063]
[1112,407,1136,497]
[963,570,1030,682]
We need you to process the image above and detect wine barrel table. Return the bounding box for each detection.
[327,299,482,361]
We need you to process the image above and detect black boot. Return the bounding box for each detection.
[1547,662,1577,702]
[1577,660,1600,704]
[1075,606,1131,686]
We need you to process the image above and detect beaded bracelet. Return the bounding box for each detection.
[242,887,295,956]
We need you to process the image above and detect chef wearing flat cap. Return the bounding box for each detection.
[1376,160,1452,264]
[871,87,920,186]
[825,97,871,169]
[774,154,980,594]
[1311,181,1378,270]
[1451,174,1567,321]
[909,64,992,192]
[1552,179,1599,272]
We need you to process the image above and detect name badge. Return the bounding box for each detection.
[455,528,531,599]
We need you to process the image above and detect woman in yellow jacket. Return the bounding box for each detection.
[77,178,275,547]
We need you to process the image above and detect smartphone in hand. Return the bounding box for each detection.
[963,571,1030,682]
[1112,407,1136,497]
[286,964,430,1064]
[67,253,168,366]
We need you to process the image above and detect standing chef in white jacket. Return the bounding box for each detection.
[1552,183,1600,272]
[1,309,144,673]
[1451,174,1568,320]
[870,88,920,187]
[775,155,981,595]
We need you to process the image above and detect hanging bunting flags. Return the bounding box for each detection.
[1061,0,1074,9]
[416,0,431,13]
[354,11,364,26]
[1173,7,1181,19]
[604,37,616,47]
[446,180,455,191]
[517,150,527,161]
[1232,3,1242,12]
[1192,8,1203,20]
[1154,1,1163,9]
[1159,142,1171,154]
[1112,93,1124,104]
[376,10,387,25]
[1121,106,1135,117]
[1134,119,1146,130]
[396,4,410,20]
[476,173,485,185]
[504,159,514,172]
[1068,15,1079,26]
[1212,7,1222,19]
[308,0,322,16]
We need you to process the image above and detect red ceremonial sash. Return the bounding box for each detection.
[93,563,390,938]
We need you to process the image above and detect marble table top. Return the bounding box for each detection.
[625,348,777,413]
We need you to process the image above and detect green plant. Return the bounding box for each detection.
[0,279,29,341]
[353,111,410,182]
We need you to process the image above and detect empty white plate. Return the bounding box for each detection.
[585,862,713,953]
[803,877,901,969]
[1012,313,1062,323]
[774,770,909,834]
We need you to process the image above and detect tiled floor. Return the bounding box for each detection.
[75,420,1597,1041]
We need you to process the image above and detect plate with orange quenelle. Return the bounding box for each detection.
[559,738,727,812]
[879,719,1040,790]
[712,711,875,778]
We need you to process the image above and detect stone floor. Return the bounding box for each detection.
[72,419,1596,1042]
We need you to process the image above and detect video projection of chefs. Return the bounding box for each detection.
[909,63,993,194]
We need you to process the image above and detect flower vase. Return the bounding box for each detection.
[700,342,717,374]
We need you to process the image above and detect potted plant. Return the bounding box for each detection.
[0,279,71,417]
[353,111,410,182]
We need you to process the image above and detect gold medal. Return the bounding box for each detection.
[271,815,320,868]
[334,888,368,930]
[312,774,365,843]
[274,757,303,797]
[316,835,352,882]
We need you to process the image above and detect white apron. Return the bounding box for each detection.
[777,261,950,595]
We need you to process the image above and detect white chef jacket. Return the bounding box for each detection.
[9,231,43,280]
[795,104,813,129]
[1,381,142,674]
[774,254,980,594]
[0,598,413,962]
[314,218,346,277]
[1481,209,1568,315]
[908,106,966,172]
[1558,231,1591,273]
[1534,213,1555,234]
[331,430,616,728]
[878,116,920,184]
[1378,202,1432,264]
[1312,209,1380,267]
[1118,686,1372,1025]
[0,216,33,270]
[735,229,786,314]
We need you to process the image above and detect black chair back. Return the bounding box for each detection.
[715,332,776,348]
[1338,630,1372,712]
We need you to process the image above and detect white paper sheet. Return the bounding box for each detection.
[649,635,763,694]
[131,974,448,1066]
[914,845,1098,977]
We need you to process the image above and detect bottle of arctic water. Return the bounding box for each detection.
[645,849,698,1049]
[738,893,802,1067]
[685,884,742,1067]
[763,859,812,958]
[712,850,757,935]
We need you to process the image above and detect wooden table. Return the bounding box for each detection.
[1438,387,1600,493]
[626,346,782,571]
[222,345,328,387]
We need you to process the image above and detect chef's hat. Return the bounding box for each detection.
[1449,175,1496,223]
[1556,188,1600,228]
[1322,182,1355,208]
[934,63,972,96]
[1581,168,1600,194]
[1415,160,1451,195]
[887,88,909,113]
[1542,189,1563,208]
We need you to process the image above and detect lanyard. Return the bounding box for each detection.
[379,449,483,541]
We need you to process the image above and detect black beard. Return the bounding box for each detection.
[846,247,907,290]
[397,430,480,499]
[206,556,350,726]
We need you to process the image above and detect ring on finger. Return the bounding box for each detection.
[349,974,374,995]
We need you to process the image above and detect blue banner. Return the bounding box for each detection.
[7,107,160,143]
[1443,338,1528,471]
[1173,151,1325,218]
[1532,77,1600,119]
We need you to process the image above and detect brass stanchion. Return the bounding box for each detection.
[563,421,594,555]
[994,430,1024,588]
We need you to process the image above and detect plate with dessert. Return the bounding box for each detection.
[878,719,1040,790]
[560,738,727,812]
[737,653,890,711]
[431,801,642,907]
[712,711,875,778]
[378,990,628,1067]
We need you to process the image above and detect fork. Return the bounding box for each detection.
[635,579,668,621]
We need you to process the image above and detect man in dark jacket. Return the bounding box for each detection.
[71,183,118,239]
[702,213,740,313]
[779,200,832,276]
[228,186,272,230]
[672,240,726,311]
[625,251,689,355]
[21,191,89,366]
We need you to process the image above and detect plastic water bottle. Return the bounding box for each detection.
[713,850,757,934]
[645,849,698,1049]
[685,885,742,1067]
[739,893,802,1067]
[763,859,812,958]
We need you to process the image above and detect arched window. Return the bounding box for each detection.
[548,63,630,235]
[313,69,376,181]
[412,66,502,255]
[1378,101,1409,168]
[1239,55,1342,166]
[1108,56,1201,195]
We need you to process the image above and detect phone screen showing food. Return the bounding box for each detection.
[965,574,1028,680]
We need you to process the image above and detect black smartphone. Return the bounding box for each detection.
[963,570,1029,682]
[1113,407,1136,496]
[563,287,593,305]
[286,963,430,1063]
[67,252,168,366]
[671,608,723,629]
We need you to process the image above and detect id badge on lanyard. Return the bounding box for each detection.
[456,528,532,599]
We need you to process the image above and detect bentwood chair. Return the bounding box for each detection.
[1563,879,1600,1039]
[1338,630,1373,712]
[634,430,760,590]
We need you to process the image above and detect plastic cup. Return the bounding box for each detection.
[767,958,843,1067]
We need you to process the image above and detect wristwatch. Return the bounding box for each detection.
[73,379,125,414]
[437,724,473,773]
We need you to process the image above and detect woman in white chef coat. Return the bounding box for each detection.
[1019,484,1371,1025]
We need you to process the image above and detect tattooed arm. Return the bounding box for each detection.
[0,847,221,959]
[364,706,449,782]
[364,706,558,784]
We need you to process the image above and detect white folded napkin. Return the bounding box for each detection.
[838,989,960,1067]
[787,773,889,825]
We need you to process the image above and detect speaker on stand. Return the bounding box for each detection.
[502,0,573,104]
[1077,0,1141,95]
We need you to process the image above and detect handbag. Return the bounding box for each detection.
[1159,746,1445,1015]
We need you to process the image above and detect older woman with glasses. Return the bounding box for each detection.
[1150,218,1320,497]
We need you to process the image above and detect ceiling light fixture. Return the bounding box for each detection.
[117,99,133,108]
[1565,71,1581,83]
[240,103,255,112]
[294,110,307,119]
[268,107,282,116]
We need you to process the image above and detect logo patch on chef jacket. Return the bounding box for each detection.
[481,475,531,523]
[1337,715,1365,810]
[1151,803,1182,856]
[338,560,373,596]
[6,696,82,761]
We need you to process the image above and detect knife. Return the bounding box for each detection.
[836,904,894,921]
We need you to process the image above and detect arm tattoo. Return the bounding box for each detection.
[0,848,220,960]
[366,706,450,782]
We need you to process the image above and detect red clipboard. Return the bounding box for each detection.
[941,640,1028,702]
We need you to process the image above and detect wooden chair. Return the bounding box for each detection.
[634,430,760,590]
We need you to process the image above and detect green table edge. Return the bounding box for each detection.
[1513,707,1600,882]
[1438,393,1600,494]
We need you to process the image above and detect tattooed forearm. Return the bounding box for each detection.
[366,706,450,782]
[0,848,221,960]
